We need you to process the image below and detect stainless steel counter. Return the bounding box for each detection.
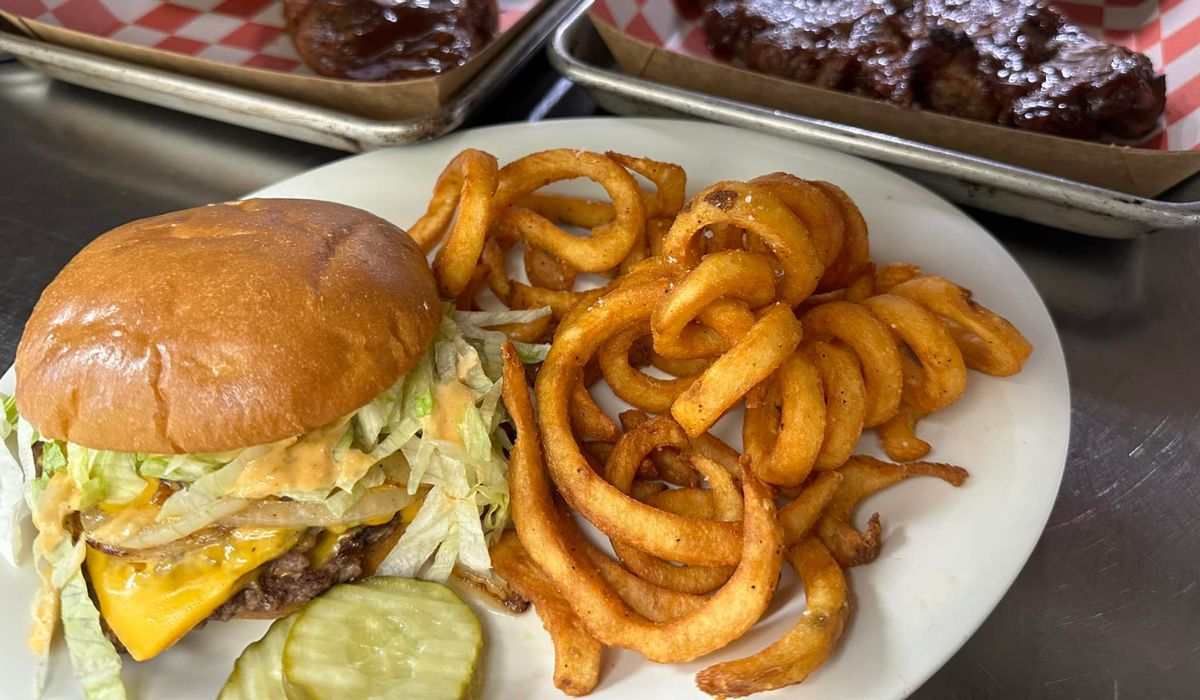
[1,55,1197,699]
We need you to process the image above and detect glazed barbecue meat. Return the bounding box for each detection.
[702,0,1166,140]
[284,0,499,81]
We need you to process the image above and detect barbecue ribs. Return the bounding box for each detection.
[702,0,1166,141]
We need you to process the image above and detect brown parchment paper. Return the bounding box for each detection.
[0,2,550,121]
[592,16,1200,199]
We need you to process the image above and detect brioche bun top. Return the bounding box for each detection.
[16,198,440,454]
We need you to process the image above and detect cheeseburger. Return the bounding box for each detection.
[0,199,534,694]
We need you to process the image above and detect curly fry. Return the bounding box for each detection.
[662,181,824,305]
[876,403,932,462]
[507,343,785,661]
[493,150,645,272]
[491,532,602,696]
[672,304,803,438]
[695,537,848,697]
[599,323,697,414]
[818,455,968,567]
[890,275,1032,377]
[407,149,498,296]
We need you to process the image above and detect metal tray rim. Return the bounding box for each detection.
[0,0,582,152]
[546,0,1200,237]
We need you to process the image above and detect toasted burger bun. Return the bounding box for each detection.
[16,198,440,454]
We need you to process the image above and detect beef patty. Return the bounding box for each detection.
[701,0,1166,141]
[209,518,402,621]
[98,518,402,652]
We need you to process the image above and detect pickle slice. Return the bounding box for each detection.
[218,615,296,700]
[282,577,483,700]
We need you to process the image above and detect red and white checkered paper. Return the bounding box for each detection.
[2,0,534,75]
[590,0,1200,150]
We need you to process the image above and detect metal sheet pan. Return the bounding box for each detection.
[0,0,581,152]
[547,0,1200,238]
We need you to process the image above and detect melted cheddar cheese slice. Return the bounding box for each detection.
[86,528,300,660]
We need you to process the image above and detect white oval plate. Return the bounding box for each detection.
[0,117,1069,700]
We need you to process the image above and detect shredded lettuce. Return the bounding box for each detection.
[355,391,396,451]
[66,446,146,510]
[26,471,125,699]
[372,307,527,581]
[16,417,38,487]
[0,393,15,441]
[454,308,552,327]
[0,406,33,567]
[156,444,274,522]
[3,307,543,541]
[13,306,535,570]
[323,464,387,517]
[403,350,436,420]
[60,571,126,700]
[0,394,25,566]
[1,303,546,698]
[138,452,231,483]
[458,403,493,463]
[454,307,551,376]
[377,448,501,581]
[42,442,66,473]
[0,446,24,567]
